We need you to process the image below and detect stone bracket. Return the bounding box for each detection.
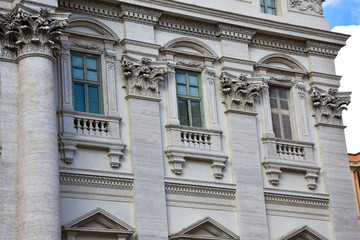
[262,160,320,190]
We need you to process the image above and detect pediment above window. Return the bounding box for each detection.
[255,53,307,75]
[170,217,239,240]
[278,225,328,240]
[62,208,134,240]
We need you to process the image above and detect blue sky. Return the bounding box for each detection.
[323,0,360,28]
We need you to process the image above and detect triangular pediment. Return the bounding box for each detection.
[278,225,328,240]
[62,208,134,236]
[170,217,239,240]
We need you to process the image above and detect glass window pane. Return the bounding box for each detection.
[188,75,198,86]
[270,98,278,108]
[88,86,100,114]
[72,55,83,67]
[178,99,189,126]
[260,0,265,4]
[177,84,187,95]
[86,57,97,69]
[176,73,186,84]
[280,100,289,110]
[282,115,293,139]
[267,0,276,7]
[268,7,277,15]
[189,86,199,97]
[73,68,84,80]
[269,88,277,98]
[73,83,85,112]
[261,6,266,13]
[191,101,202,127]
[271,113,281,138]
[279,89,288,99]
[87,70,98,82]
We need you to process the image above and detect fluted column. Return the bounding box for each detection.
[2,8,68,240]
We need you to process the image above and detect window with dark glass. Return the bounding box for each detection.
[260,0,277,15]
[270,87,292,139]
[71,53,102,114]
[176,71,203,127]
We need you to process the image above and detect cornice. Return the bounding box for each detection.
[60,172,134,189]
[305,40,342,59]
[165,182,236,199]
[133,0,349,44]
[264,192,329,208]
[120,3,162,26]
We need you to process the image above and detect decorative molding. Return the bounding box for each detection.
[268,74,294,83]
[250,34,306,56]
[0,7,69,58]
[70,39,103,50]
[310,87,351,125]
[105,49,115,67]
[264,192,329,208]
[217,23,256,44]
[220,72,263,111]
[278,225,329,240]
[156,15,217,40]
[58,0,122,22]
[60,172,134,190]
[120,3,162,26]
[165,182,236,199]
[121,57,167,98]
[176,58,203,68]
[170,217,240,240]
[289,0,325,15]
[306,40,343,59]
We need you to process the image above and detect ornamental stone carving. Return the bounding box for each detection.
[121,57,167,98]
[310,87,351,125]
[220,72,263,111]
[0,8,68,58]
[289,0,325,15]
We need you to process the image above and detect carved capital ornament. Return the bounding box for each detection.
[0,8,69,58]
[220,72,263,112]
[121,57,167,98]
[311,87,351,125]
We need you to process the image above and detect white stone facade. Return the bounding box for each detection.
[0,0,359,239]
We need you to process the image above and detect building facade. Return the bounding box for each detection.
[0,0,359,239]
[348,152,360,225]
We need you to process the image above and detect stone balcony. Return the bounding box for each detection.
[261,137,320,189]
[58,110,126,168]
[164,124,228,179]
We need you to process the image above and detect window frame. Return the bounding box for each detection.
[260,0,277,15]
[269,86,293,140]
[71,51,103,114]
[175,70,204,128]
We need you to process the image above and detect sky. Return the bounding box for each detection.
[323,0,360,153]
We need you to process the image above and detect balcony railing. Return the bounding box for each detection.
[276,142,305,161]
[180,130,211,149]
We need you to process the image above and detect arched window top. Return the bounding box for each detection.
[257,53,307,73]
[66,16,119,41]
[162,37,217,58]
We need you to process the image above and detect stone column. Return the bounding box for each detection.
[311,88,360,239]
[2,8,68,240]
[220,74,270,240]
[121,58,169,240]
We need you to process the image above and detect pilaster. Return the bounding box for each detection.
[310,88,360,239]
[221,73,269,240]
[122,58,169,240]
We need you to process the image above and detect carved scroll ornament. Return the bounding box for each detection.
[220,73,263,111]
[121,58,167,98]
[0,8,68,58]
[311,88,351,125]
[289,0,325,15]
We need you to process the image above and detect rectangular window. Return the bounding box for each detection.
[260,0,277,15]
[176,71,203,128]
[71,53,102,114]
[270,87,292,139]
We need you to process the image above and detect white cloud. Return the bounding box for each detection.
[332,25,360,153]
[323,0,341,7]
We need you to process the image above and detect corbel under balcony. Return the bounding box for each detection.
[165,124,228,179]
[262,137,320,189]
[58,110,126,168]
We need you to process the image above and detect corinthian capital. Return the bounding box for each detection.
[0,8,69,58]
[310,87,351,126]
[121,57,167,98]
[220,72,263,112]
